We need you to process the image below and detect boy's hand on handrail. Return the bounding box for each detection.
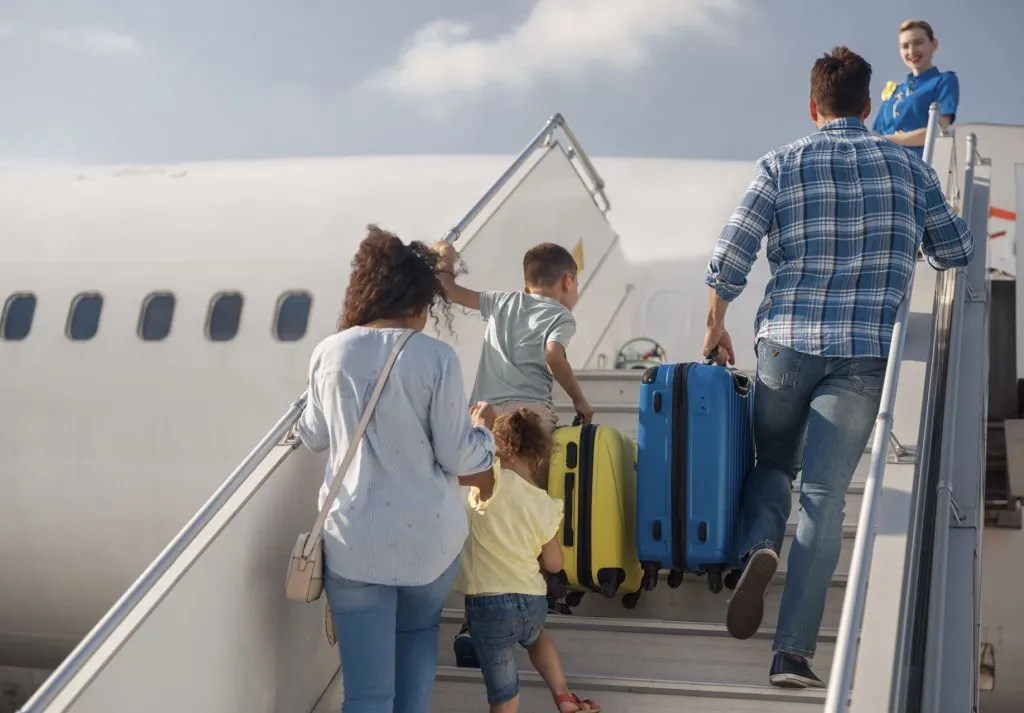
[433,240,458,273]
[432,240,482,311]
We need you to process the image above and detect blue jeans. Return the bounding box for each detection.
[324,555,460,713]
[740,339,885,659]
[465,594,548,704]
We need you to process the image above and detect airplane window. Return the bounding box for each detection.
[1,293,36,341]
[274,291,312,342]
[206,291,244,342]
[138,292,176,341]
[66,293,104,340]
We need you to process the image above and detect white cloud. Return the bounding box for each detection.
[0,22,139,56]
[0,21,19,41]
[43,28,140,56]
[363,0,749,108]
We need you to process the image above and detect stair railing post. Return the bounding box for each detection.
[822,102,942,713]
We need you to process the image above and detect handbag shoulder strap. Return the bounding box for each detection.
[301,328,414,557]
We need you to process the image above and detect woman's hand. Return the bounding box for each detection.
[470,401,496,430]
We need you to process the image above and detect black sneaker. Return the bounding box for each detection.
[769,652,825,688]
[548,598,573,615]
[725,548,778,640]
[452,622,480,669]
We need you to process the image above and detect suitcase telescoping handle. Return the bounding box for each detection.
[703,347,753,397]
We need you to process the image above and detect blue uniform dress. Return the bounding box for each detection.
[872,66,960,158]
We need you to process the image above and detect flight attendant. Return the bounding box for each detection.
[873,19,959,157]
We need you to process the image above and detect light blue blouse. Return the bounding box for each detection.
[298,326,495,586]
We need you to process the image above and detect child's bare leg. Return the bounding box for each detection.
[527,630,572,703]
[490,696,519,713]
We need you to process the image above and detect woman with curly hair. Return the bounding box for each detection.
[298,225,497,713]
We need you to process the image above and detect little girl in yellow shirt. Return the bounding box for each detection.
[454,408,601,713]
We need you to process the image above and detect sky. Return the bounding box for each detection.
[2,0,1023,165]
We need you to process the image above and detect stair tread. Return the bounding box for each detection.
[439,613,835,687]
[433,667,829,712]
[558,571,847,624]
[440,609,838,642]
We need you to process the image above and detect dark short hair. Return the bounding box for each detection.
[523,242,578,288]
[338,225,452,331]
[810,46,873,118]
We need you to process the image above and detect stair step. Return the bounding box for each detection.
[553,572,848,629]
[444,525,856,626]
[432,667,828,712]
[555,371,644,409]
[574,370,647,380]
[438,612,835,687]
[442,611,836,640]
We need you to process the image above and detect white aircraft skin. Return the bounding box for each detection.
[0,150,770,672]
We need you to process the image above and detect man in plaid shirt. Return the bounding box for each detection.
[703,46,974,689]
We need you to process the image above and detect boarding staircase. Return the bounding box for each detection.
[16,109,991,713]
[447,371,849,711]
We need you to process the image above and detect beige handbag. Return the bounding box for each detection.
[285,328,414,604]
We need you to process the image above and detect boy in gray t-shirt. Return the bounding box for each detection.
[434,241,593,426]
[435,240,594,668]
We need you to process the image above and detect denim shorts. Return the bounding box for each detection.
[465,593,548,704]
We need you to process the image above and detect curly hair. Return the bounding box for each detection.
[493,408,554,483]
[338,225,454,332]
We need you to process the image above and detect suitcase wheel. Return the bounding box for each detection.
[621,590,642,610]
[666,570,684,589]
[597,568,626,599]
[724,569,741,591]
[641,566,660,591]
[708,571,724,594]
[565,591,585,607]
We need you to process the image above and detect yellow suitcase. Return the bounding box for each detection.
[547,423,645,609]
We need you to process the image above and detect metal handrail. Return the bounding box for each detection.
[919,131,978,713]
[822,103,943,713]
[20,111,608,711]
[18,393,309,713]
[889,269,957,713]
[889,122,968,713]
[440,113,610,244]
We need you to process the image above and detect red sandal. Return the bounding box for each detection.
[554,693,602,712]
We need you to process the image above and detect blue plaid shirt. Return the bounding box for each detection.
[705,118,974,359]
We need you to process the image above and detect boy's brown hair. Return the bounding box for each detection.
[899,19,935,41]
[523,242,578,288]
[493,408,555,487]
[810,46,873,119]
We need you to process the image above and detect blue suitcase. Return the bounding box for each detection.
[635,360,754,593]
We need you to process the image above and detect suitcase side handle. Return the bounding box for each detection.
[563,472,575,547]
[732,373,752,397]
